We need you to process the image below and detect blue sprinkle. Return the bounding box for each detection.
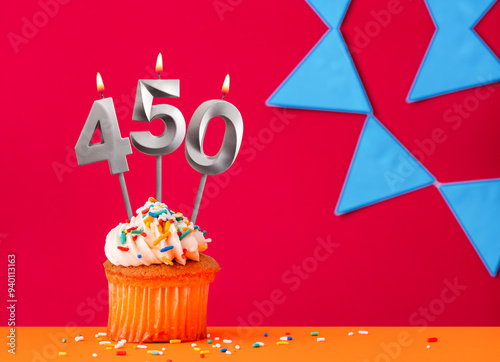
[264,332,268,337]
[160,246,174,252]
[287,336,292,340]
[148,211,158,218]
[220,348,227,353]
[137,254,142,258]
[194,226,200,230]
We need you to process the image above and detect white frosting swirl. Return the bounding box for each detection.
[105,199,211,266]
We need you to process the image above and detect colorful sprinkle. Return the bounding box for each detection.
[220,348,228,352]
[223,339,232,343]
[287,336,292,340]
[194,347,201,351]
[170,339,181,344]
[427,337,438,343]
[235,345,240,350]
[264,333,268,337]
[310,331,319,336]
[141,208,150,214]
[317,337,326,342]
[198,245,208,252]
[277,341,289,345]
[160,246,174,252]
[203,230,207,236]
[62,338,66,343]
[153,231,171,246]
[137,254,142,258]
[120,231,126,244]
[149,197,157,202]
[58,351,67,356]
[162,256,173,265]
[116,350,126,356]
[130,230,143,234]
[136,344,147,349]
[92,353,98,357]
[252,343,260,348]
[200,350,210,354]
[75,335,84,341]
[141,232,147,237]
[358,330,369,335]
[207,340,212,344]
[179,229,192,240]
[117,246,129,252]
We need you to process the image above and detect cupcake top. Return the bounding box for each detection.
[105,198,211,267]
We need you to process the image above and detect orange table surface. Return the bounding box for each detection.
[3,326,499,361]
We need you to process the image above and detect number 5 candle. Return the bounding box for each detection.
[186,74,243,224]
[75,73,134,219]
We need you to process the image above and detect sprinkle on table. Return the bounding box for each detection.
[207,339,212,344]
[277,341,289,345]
[116,350,126,356]
[427,337,438,343]
[317,337,326,342]
[311,331,318,336]
[252,343,260,348]
[264,332,268,337]
[62,338,66,343]
[170,339,182,344]
[58,352,67,356]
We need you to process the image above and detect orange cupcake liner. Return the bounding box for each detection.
[107,281,210,342]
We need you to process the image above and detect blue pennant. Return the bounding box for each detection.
[408,0,500,102]
[336,116,435,214]
[439,179,500,276]
[266,0,372,114]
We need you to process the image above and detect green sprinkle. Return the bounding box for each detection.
[120,231,126,244]
[207,339,212,344]
[203,230,207,236]
[252,343,260,348]
[151,351,161,355]
[311,331,319,336]
[179,229,192,240]
[176,217,183,221]
[62,338,66,343]
[156,209,168,215]
[130,230,143,234]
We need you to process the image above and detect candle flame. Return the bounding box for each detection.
[96,72,105,92]
[156,53,163,73]
[221,74,230,94]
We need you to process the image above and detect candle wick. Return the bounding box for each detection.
[222,93,226,100]
[158,73,161,80]
[101,92,104,99]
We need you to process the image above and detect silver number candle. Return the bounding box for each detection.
[186,75,243,224]
[75,73,133,219]
[130,55,186,202]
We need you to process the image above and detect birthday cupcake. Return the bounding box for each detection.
[103,197,220,342]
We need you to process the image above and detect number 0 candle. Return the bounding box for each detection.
[186,74,243,224]
[75,72,134,219]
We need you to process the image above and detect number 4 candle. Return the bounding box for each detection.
[75,73,134,219]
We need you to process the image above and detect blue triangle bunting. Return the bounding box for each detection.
[336,116,435,214]
[439,179,500,276]
[267,0,372,114]
[408,0,500,102]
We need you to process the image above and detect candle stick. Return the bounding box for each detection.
[75,73,133,219]
[130,53,186,202]
[187,74,243,224]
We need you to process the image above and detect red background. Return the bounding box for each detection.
[1,0,499,327]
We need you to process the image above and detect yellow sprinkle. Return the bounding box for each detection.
[162,256,173,265]
[170,339,182,344]
[147,351,152,354]
[182,227,189,231]
[185,220,190,226]
[124,230,128,234]
[198,245,208,252]
[277,341,289,345]
[149,197,157,202]
[106,347,113,350]
[58,352,67,356]
[200,350,210,354]
[194,347,201,351]
[153,231,171,246]
[96,337,103,341]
